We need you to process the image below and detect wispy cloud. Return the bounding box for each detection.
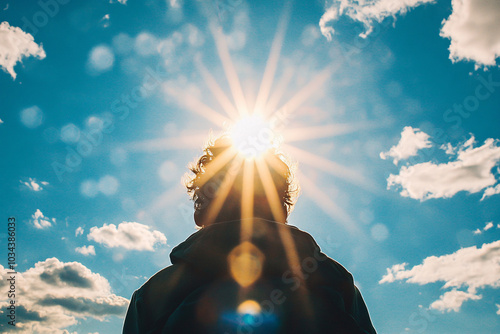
[474,222,495,235]
[21,177,48,191]
[385,135,500,200]
[0,21,46,79]
[0,258,128,333]
[31,209,55,229]
[380,126,432,165]
[380,240,500,312]
[482,183,500,201]
[319,0,435,40]
[75,226,84,237]
[440,0,500,68]
[88,222,167,251]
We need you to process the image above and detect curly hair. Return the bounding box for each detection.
[185,135,299,226]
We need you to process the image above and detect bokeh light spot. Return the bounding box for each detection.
[371,223,389,242]
[98,175,119,196]
[237,300,261,315]
[228,241,265,287]
[88,45,115,72]
[60,123,81,143]
[20,106,43,128]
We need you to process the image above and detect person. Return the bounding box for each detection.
[123,135,377,334]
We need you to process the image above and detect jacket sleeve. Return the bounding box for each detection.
[349,284,377,334]
[122,290,143,334]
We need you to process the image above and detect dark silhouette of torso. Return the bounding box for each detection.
[123,219,377,334]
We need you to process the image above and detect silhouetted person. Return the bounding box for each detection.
[123,136,377,334]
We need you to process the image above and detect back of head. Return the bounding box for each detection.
[185,135,298,227]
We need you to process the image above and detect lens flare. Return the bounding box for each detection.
[237,300,261,315]
[229,114,275,159]
[227,241,265,287]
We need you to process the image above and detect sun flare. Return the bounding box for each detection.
[229,114,277,159]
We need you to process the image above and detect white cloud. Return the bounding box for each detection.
[75,227,84,237]
[87,44,114,73]
[473,222,495,235]
[88,222,167,251]
[440,0,500,68]
[319,0,435,40]
[380,126,432,165]
[482,184,500,201]
[32,209,55,229]
[21,178,48,191]
[75,245,96,256]
[429,289,482,312]
[497,304,500,315]
[0,21,46,79]
[380,240,500,312]
[319,6,338,42]
[0,258,127,333]
[387,136,500,200]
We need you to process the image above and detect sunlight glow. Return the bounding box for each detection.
[229,114,276,159]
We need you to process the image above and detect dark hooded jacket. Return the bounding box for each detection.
[123,219,376,334]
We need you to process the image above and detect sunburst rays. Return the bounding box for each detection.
[131,3,381,238]
[209,22,249,117]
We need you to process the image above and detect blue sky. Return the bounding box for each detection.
[1,0,500,333]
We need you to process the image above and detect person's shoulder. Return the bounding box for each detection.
[287,225,354,281]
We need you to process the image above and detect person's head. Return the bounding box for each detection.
[185,135,299,227]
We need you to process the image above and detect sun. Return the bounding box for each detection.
[228,114,277,159]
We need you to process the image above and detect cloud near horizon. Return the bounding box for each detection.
[384,134,500,201]
[88,221,167,251]
[0,258,128,333]
[380,240,500,313]
[0,21,46,79]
